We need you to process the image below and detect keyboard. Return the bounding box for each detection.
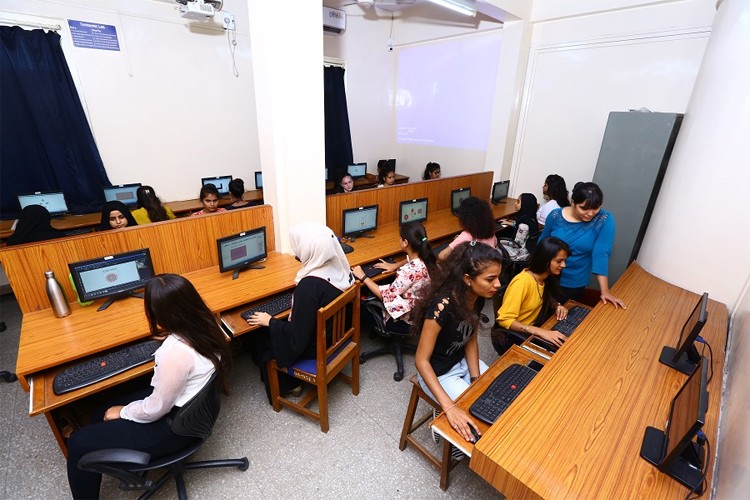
[240,291,294,321]
[361,257,395,278]
[53,339,161,395]
[469,363,538,424]
[552,305,591,336]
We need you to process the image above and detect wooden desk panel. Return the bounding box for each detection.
[470,263,728,499]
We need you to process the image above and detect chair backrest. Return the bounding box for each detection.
[170,372,221,440]
[362,299,388,336]
[316,283,360,370]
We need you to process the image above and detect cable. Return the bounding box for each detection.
[226,27,239,77]
[697,336,714,384]
[684,433,710,500]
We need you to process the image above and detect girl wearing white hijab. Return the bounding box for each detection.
[247,222,354,400]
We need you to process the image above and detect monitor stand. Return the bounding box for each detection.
[350,231,375,243]
[492,199,508,205]
[97,292,144,312]
[233,264,264,280]
[640,426,705,493]
[659,346,700,375]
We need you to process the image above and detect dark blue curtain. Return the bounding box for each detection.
[324,66,353,184]
[0,26,111,219]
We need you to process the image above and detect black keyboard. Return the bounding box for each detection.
[469,364,537,424]
[53,340,161,395]
[361,257,395,278]
[340,242,354,254]
[552,305,591,336]
[240,291,294,321]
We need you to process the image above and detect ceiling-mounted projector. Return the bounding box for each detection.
[175,0,223,19]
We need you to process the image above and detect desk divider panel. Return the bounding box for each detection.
[326,172,493,235]
[0,205,275,314]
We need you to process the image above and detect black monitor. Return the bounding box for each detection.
[68,248,155,312]
[659,292,709,375]
[491,180,510,204]
[387,158,396,172]
[399,198,428,225]
[347,163,367,180]
[217,227,267,279]
[201,175,232,196]
[254,171,263,190]
[103,183,142,207]
[451,187,471,215]
[325,168,329,181]
[17,191,69,216]
[342,205,378,241]
[640,358,708,493]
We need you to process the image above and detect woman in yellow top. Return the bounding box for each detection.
[496,237,570,349]
[131,186,176,224]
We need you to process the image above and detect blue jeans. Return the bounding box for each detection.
[418,357,489,402]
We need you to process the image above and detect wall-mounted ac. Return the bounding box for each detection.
[323,6,346,35]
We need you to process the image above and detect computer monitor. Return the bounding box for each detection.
[347,163,367,180]
[68,248,155,312]
[254,171,263,190]
[216,227,267,279]
[399,198,428,225]
[387,158,396,172]
[103,183,142,207]
[491,180,510,204]
[342,205,378,241]
[659,292,709,375]
[640,358,708,493]
[325,168,329,181]
[201,175,232,196]
[17,191,69,216]
[451,187,471,215]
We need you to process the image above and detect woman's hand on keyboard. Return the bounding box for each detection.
[375,258,403,272]
[104,405,124,421]
[446,406,480,443]
[555,304,568,321]
[536,329,567,347]
[247,312,271,327]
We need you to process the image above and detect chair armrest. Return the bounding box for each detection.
[78,448,151,468]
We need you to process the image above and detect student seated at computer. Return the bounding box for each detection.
[225,178,255,210]
[493,237,570,354]
[246,222,355,402]
[423,162,441,180]
[99,201,138,231]
[131,185,176,224]
[191,183,227,216]
[377,161,396,187]
[351,222,436,333]
[438,196,497,261]
[336,173,354,193]
[6,205,65,246]
[498,193,540,242]
[413,242,503,445]
[537,174,570,225]
[65,274,232,500]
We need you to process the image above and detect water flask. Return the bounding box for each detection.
[515,223,529,248]
[45,270,71,318]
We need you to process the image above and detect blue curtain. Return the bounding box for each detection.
[0,26,111,219]
[324,66,353,185]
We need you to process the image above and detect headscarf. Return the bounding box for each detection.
[99,201,139,231]
[289,222,353,291]
[7,205,65,246]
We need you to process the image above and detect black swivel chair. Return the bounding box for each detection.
[360,299,415,382]
[77,374,248,500]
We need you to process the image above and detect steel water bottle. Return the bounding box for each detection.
[45,270,71,318]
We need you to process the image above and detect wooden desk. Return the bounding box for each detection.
[461,263,727,498]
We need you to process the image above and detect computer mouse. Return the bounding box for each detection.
[469,425,481,443]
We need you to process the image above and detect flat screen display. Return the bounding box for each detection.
[17,191,69,216]
[103,183,142,207]
[342,205,378,237]
[672,293,709,358]
[255,171,263,190]
[662,359,707,467]
[347,163,367,179]
[201,175,232,196]
[451,187,471,214]
[68,248,155,303]
[399,198,428,225]
[491,180,510,203]
[217,227,267,273]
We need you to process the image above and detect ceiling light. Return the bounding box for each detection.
[426,0,476,17]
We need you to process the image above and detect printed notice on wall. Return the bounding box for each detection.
[68,20,120,51]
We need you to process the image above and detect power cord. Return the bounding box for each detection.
[696,336,714,383]
[226,27,239,77]
[684,430,710,500]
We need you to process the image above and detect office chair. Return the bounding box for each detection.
[77,373,248,500]
[360,299,415,382]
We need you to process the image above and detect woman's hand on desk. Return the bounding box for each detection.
[600,291,627,310]
[247,312,271,327]
[104,405,124,421]
[445,405,481,443]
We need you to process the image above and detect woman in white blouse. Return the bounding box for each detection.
[66,274,232,499]
[536,174,570,225]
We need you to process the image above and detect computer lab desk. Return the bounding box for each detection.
[433,263,727,498]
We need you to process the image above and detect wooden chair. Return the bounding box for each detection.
[266,283,360,433]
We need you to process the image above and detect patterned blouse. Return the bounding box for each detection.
[378,258,430,324]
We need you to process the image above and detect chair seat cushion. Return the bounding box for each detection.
[285,340,352,376]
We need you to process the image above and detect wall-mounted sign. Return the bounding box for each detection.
[68,20,120,51]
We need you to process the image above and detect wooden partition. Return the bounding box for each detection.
[0,205,275,314]
[325,172,493,235]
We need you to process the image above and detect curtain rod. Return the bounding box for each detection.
[0,18,62,31]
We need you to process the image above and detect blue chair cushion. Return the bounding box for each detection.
[284,341,352,376]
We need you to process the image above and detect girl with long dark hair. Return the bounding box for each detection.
[537,174,570,225]
[132,185,176,224]
[437,196,497,261]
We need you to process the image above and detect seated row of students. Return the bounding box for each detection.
[333,161,443,194]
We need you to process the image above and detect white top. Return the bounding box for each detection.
[536,199,560,225]
[120,334,215,423]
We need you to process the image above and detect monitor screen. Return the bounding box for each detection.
[388,158,396,172]
[659,292,709,373]
[342,205,378,238]
[68,249,155,304]
[451,187,471,214]
[217,227,267,274]
[661,358,708,468]
[103,183,142,207]
[255,171,263,190]
[17,191,69,216]
[399,198,428,225]
[347,163,367,179]
[491,180,510,203]
[201,176,232,195]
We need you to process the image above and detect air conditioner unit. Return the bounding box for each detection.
[323,6,346,35]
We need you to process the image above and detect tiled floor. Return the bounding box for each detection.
[0,294,502,499]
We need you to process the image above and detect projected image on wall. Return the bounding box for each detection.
[396,32,502,151]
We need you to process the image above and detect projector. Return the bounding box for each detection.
[176,0,218,19]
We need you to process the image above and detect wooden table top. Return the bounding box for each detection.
[466,263,727,498]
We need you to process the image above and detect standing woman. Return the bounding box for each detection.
[131,186,176,224]
[438,196,497,261]
[539,182,626,308]
[537,174,570,225]
[7,205,64,245]
[98,201,138,231]
[412,242,503,443]
[66,274,232,499]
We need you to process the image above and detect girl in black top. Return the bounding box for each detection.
[98,201,138,230]
[498,192,540,243]
[7,205,64,245]
[412,242,503,443]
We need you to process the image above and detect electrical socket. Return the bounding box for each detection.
[220,11,235,31]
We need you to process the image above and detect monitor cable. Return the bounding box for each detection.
[684,430,710,500]
[696,336,714,384]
